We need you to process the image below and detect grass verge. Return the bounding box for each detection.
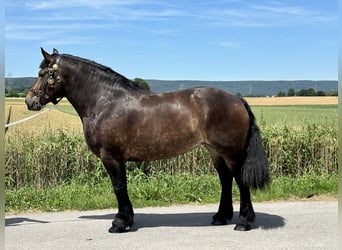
[5,171,337,213]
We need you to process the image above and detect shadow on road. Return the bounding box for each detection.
[5,210,284,231]
[79,211,285,231]
[5,217,49,227]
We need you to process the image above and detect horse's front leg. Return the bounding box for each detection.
[100,149,134,233]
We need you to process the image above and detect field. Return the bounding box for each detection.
[5,97,338,212]
[5,96,338,132]
[244,96,337,105]
[5,98,82,134]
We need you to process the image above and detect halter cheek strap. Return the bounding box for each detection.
[30,63,63,105]
[29,88,62,105]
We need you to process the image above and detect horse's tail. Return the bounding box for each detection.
[240,98,270,189]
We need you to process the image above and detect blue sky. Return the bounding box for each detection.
[5,0,337,80]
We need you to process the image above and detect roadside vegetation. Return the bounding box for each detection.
[5,101,338,212]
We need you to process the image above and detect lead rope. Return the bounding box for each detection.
[5,105,58,128]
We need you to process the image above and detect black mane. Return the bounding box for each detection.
[62,54,116,74]
[50,53,147,91]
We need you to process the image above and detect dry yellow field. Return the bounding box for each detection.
[244,96,338,105]
[5,99,82,134]
[5,96,338,134]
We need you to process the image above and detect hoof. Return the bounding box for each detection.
[211,213,229,225]
[234,217,251,231]
[211,218,227,225]
[234,223,251,231]
[108,214,133,233]
[108,224,130,233]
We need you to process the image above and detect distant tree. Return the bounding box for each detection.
[7,89,19,97]
[134,78,150,90]
[316,90,325,96]
[18,92,26,98]
[287,88,295,96]
[277,91,286,97]
[236,92,242,97]
[296,88,316,96]
[296,89,304,96]
[306,88,316,96]
[326,90,338,96]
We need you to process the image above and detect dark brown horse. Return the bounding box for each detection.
[25,48,269,233]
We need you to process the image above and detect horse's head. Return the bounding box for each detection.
[25,48,65,111]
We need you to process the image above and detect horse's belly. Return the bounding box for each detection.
[124,130,202,161]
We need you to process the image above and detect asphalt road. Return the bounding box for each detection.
[5,201,338,250]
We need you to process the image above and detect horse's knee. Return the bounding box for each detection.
[112,181,127,193]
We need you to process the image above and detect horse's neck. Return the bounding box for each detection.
[63,72,140,120]
[62,70,101,116]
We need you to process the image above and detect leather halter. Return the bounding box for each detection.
[30,64,63,105]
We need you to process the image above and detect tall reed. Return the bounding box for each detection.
[5,122,337,189]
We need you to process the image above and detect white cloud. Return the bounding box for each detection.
[207,2,336,28]
[250,3,311,16]
[44,36,99,45]
[5,32,44,41]
[23,0,189,24]
[6,1,337,46]
[25,0,138,10]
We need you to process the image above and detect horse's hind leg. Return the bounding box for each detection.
[210,153,234,225]
[100,149,134,233]
[209,148,255,231]
[233,171,255,231]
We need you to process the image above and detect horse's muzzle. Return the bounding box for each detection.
[25,97,44,111]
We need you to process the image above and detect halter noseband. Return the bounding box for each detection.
[30,63,63,105]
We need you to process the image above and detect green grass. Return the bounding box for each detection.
[252,174,338,201]
[252,105,337,127]
[5,171,337,212]
[56,104,78,116]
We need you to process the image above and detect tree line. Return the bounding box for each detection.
[277,88,337,97]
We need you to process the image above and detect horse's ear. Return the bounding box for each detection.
[53,48,59,55]
[41,47,54,64]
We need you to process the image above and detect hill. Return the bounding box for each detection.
[5,77,37,96]
[5,77,337,97]
[145,80,337,96]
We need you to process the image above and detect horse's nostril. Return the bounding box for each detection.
[25,98,42,111]
[32,101,41,110]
